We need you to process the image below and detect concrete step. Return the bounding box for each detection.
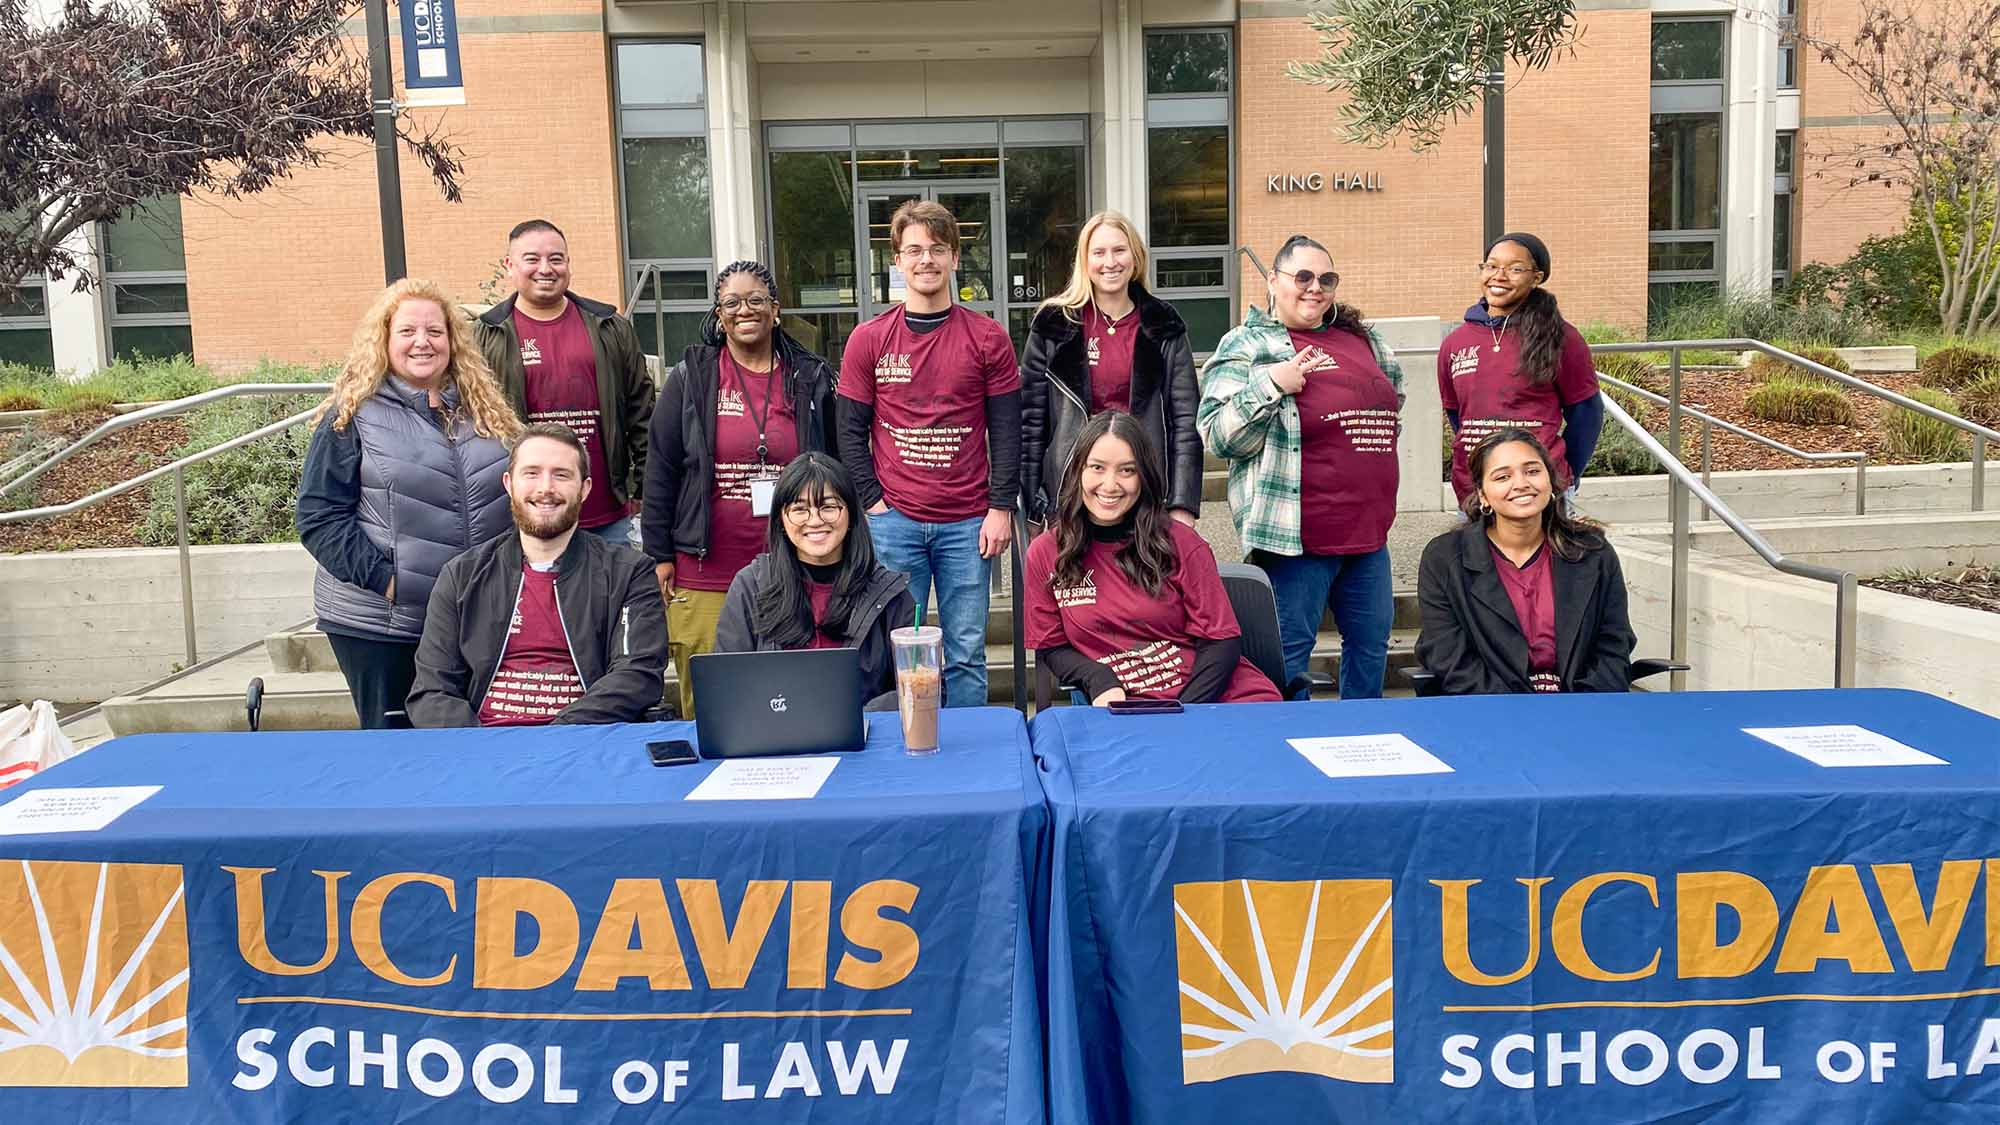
[100,645,356,735]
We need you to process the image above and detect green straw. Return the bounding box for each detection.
[914,604,923,630]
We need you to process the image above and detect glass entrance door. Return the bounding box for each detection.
[860,185,1002,322]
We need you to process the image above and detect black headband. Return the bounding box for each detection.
[1486,232,1551,278]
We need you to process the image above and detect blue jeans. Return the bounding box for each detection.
[584,513,640,549]
[1257,546,1393,701]
[868,507,992,708]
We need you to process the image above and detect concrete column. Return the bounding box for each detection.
[46,224,110,378]
[1723,0,1780,292]
[1368,315,1447,512]
[705,2,760,263]
[1093,0,1149,228]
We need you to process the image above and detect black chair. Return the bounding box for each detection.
[1400,657,1690,697]
[1031,560,1311,709]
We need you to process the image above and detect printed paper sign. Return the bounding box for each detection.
[1288,734,1454,779]
[1742,724,1946,767]
[685,758,839,801]
[0,785,162,835]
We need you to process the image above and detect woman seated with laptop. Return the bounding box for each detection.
[1414,427,1636,694]
[713,453,915,708]
[1024,412,1281,706]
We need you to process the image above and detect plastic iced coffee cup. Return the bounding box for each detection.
[891,625,943,755]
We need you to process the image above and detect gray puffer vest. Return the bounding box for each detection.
[311,377,512,641]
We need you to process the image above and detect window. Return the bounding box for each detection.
[0,277,53,368]
[103,195,193,361]
[1649,19,1725,325]
[1146,29,1233,355]
[1777,0,1798,91]
[615,41,713,361]
[1773,131,1798,289]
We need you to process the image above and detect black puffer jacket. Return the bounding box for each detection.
[713,553,914,705]
[1019,284,1202,523]
[640,331,837,564]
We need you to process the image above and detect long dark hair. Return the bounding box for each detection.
[1271,234,1367,334]
[1464,427,1606,562]
[1049,412,1178,596]
[753,453,879,648]
[1486,235,1566,386]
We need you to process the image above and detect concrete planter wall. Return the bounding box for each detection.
[0,543,315,704]
[1546,462,2000,526]
[1614,537,2000,717]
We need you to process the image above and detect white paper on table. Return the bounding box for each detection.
[685,757,840,801]
[1288,733,1455,779]
[0,785,163,835]
[1742,724,1946,768]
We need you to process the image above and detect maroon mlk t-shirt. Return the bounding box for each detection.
[837,306,1020,523]
[807,581,841,650]
[514,302,629,528]
[1023,522,1281,702]
[1288,325,1401,556]
[675,352,798,592]
[1436,318,1599,503]
[1083,304,1140,412]
[1491,541,1560,693]
[478,564,585,725]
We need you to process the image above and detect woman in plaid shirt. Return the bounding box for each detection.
[1196,235,1405,700]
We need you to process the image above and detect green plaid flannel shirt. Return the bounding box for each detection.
[1196,306,1406,556]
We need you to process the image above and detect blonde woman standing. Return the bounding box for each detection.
[296,279,524,728]
[1020,211,1202,527]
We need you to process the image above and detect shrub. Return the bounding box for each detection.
[1961,374,2000,427]
[1650,288,1874,348]
[0,387,39,412]
[1882,388,1969,462]
[1917,346,2000,391]
[141,390,319,547]
[1745,346,1852,387]
[1585,417,1662,477]
[1590,351,1659,394]
[1745,377,1859,426]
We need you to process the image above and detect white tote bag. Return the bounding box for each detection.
[0,700,78,788]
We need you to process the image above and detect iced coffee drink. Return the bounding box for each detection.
[891,625,943,754]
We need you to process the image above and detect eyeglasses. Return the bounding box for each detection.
[782,499,848,523]
[718,295,774,313]
[1478,262,1540,279]
[1285,269,1340,292]
[896,244,954,262]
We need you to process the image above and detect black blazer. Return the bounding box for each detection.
[1414,521,1636,695]
[1019,284,1202,522]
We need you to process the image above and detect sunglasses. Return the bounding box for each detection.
[1284,269,1340,292]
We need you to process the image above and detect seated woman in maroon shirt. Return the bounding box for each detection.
[1414,428,1635,694]
[713,453,916,708]
[1025,412,1281,706]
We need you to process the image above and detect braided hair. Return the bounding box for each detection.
[700,260,780,347]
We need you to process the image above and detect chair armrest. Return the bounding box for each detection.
[1628,658,1690,685]
[1398,668,1443,698]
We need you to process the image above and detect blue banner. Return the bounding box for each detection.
[1037,689,2000,1122]
[399,0,464,107]
[0,714,1046,1122]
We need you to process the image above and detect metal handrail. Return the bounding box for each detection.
[625,264,670,366]
[1598,391,1859,689]
[0,384,329,669]
[0,383,331,499]
[1593,339,1997,511]
[1595,372,1869,518]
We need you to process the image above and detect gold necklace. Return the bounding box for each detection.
[1093,299,1134,336]
[1488,316,1508,353]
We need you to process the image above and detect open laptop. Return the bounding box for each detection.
[688,648,867,758]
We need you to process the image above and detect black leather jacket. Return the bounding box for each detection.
[1019,284,1202,523]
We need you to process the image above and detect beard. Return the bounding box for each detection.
[511,491,583,540]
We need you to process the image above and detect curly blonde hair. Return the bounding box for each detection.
[316,278,523,441]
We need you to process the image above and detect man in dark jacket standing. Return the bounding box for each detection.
[409,424,667,727]
[476,219,656,549]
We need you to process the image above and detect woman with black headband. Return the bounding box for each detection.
[641,260,839,718]
[1437,232,1602,507]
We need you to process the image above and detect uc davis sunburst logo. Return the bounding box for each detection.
[1172,878,1394,1085]
[0,859,190,1087]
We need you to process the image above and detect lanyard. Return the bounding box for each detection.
[726,352,781,467]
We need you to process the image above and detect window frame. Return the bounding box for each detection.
[612,39,715,358]
[1648,17,1729,316]
[101,197,193,360]
[0,275,53,367]
[1144,25,1236,359]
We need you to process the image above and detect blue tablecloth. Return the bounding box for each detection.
[0,710,1046,1124]
[1034,688,2000,1123]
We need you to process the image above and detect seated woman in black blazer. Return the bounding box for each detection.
[713,453,915,708]
[1415,427,1635,694]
